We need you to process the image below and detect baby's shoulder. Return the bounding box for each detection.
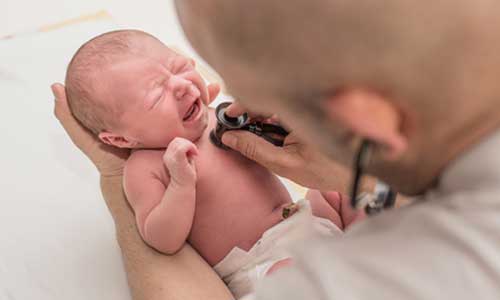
[123,149,169,200]
[128,149,165,162]
[124,149,166,178]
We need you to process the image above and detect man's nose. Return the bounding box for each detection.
[168,75,200,101]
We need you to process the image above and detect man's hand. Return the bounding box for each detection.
[222,127,352,193]
[164,137,199,187]
[52,83,130,177]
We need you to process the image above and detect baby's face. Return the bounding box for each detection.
[96,43,210,148]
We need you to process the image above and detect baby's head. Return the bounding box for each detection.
[65,30,210,149]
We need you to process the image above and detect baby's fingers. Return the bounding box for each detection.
[173,138,198,158]
[164,138,198,185]
[164,137,198,166]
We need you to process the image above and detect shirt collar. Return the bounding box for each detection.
[438,130,500,195]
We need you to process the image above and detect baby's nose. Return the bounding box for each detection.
[169,75,200,101]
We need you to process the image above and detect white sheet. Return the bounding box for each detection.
[0,19,131,300]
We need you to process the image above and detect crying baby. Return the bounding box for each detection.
[65,29,345,299]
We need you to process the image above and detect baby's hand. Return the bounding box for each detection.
[163,137,199,187]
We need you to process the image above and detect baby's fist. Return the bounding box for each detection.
[163,137,199,186]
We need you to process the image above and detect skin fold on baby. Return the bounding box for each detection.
[64,30,344,268]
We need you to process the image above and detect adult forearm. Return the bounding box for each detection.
[100,176,234,300]
[100,175,136,230]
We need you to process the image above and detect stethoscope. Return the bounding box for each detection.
[209,102,289,150]
[351,140,397,215]
[209,102,396,215]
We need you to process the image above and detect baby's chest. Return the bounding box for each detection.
[151,145,274,208]
[147,146,257,192]
[195,144,261,188]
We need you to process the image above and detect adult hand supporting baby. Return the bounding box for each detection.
[52,83,233,300]
[52,83,130,177]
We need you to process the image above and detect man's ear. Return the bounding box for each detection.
[323,89,408,160]
[98,131,139,149]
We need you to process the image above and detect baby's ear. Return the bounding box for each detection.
[206,83,221,105]
[98,131,138,148]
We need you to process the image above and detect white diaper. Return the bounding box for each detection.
[213,199,342,299]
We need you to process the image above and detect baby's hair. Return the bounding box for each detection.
[65,29,161,135]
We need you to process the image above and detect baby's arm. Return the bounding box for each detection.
[124,138,198,254]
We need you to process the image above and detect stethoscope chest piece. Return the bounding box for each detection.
[210,102,289,150]
[210,102,249,150]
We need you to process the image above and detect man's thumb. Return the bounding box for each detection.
[221,131,281,167]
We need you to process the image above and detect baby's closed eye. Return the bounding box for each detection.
[146,86,165,109]
[170,57,193,75]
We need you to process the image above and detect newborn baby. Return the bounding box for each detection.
[65,30,343,298]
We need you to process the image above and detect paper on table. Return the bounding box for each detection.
[0,17,130,300]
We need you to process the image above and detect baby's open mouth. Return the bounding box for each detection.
[183,98,201,122]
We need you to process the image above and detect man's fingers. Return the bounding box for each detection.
[52,83,70,121]
[52,83,97,152]
[51,83,66,101]
[222,130,288,171]
[225,102,275,123]
[52,83,81,130]
[224,102,247,117]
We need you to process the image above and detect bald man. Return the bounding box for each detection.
[174,0,500,299]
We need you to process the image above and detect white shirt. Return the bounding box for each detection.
[253,131,500,300]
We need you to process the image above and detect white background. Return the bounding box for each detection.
[1,0,210,64]
[2,0,184,44]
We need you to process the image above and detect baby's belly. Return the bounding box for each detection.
[187,168,292,266]
[188,202,288,266]
[186,123,293,266]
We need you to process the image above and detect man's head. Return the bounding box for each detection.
[176,0,500,194]
[65,29,209,149]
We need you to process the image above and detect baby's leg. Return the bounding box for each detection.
[263,192,347,277]
[306,189,344,230]
[306,190,366,230]
[265,258,293,276]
